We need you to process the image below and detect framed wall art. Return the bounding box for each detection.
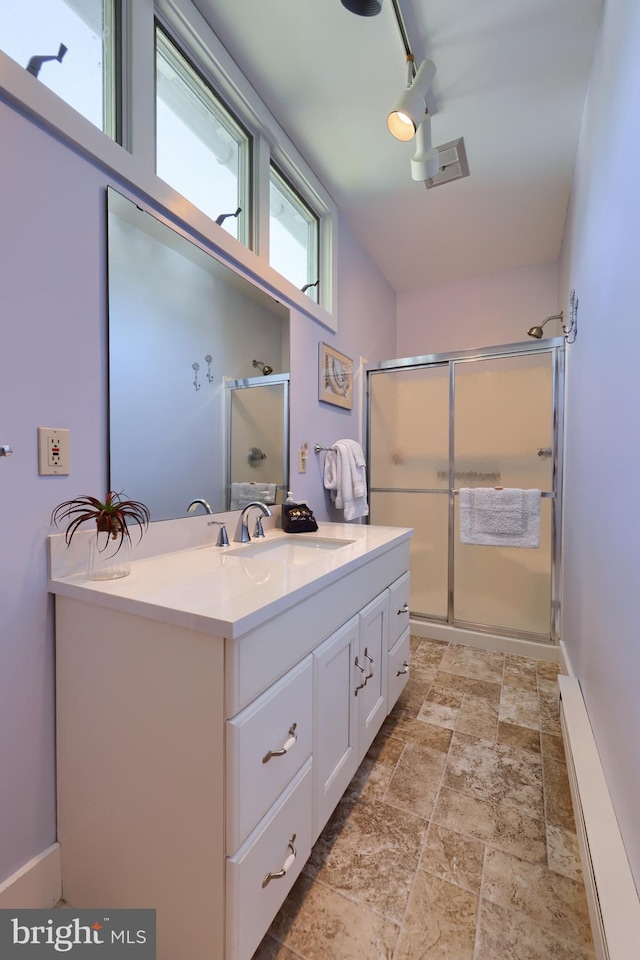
[319,343,353,409]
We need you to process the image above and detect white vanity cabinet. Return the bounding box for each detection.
[50,524,411,960]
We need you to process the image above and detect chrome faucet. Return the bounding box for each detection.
[233,501,272,543]
[187,498,214,515]
[207,520,229,547]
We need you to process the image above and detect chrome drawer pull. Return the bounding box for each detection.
[397,660,410,676]
[398,602,409,615]
[262,834,297,888]
[354,656,367,695]
[364,647,374,681]
[262,723,297,763]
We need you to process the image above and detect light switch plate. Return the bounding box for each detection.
[38,427,70,476]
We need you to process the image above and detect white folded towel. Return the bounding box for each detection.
[323,439,369,521]
[230,482,277,511]
[459,487,541,548]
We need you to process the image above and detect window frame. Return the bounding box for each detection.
[154,20,252,248]
[269,162,320,301]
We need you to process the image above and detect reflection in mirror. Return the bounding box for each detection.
[226,375,289,510]
[107,189,290,521]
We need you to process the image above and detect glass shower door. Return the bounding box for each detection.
[368,365,450,619]
[452,352,555,635]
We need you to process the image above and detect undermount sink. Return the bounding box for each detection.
[225,536,355,564]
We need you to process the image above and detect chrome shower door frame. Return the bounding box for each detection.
[365,338,565,644]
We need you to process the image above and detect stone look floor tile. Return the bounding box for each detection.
[456,694,499,740]
[498,686,540,730]
[382,741,447,819]
[482,847,593,948]
[367,732,405,768]
[417,698,459,730]
[259,649,595,960]
[475,899,595,960]
[388,679,431,720]
[433,671,502,703]
[252,935,303,960]
[540,730,566,762]
[537,660,561,681]
[392,871,478,960]
[542,754,576,831]
[438,645,505,684]
[442,732,545,821]
[497,721,541,754]
[345,755,393,803]
[503,655,538,691]
[380,715,453,753]
[303,796,426,923]
[265,875,399,960]
[546,822,584,883]
[420,822,484,894]
[431,786,547,864]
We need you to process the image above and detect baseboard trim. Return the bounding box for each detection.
[0,843,61,909]
[558,638,575,677]
[409,619,559,662]
[559,677,640,960]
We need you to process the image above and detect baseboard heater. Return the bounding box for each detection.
[558,676,640,960]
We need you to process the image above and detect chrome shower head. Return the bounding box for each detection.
[527,312,563,340]
[253,359,273,376]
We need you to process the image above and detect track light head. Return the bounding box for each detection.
[410,117,440,181]
[341,0,383,15]
[388,59,436,141]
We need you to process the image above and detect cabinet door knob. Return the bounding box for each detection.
[262,834,297,887]
[262,723,297,763]
[398,602,409,615]
[396,660,410,677]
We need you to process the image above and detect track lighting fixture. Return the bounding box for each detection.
[410,116,440,181]
[341,0,383,16]
[387,58,436,141]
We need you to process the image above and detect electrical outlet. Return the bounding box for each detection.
[38,427,70,476]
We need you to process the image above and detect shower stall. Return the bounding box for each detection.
[366,338,564,644]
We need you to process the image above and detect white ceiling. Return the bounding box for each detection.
[192,0,603,295]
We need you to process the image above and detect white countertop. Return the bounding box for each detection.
[48,522,412,638]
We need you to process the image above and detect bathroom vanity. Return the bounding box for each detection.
[49,521,411,960]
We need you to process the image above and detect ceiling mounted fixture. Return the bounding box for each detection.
[411,116,440,181]
[387,56,436,141]
[340,0,383,16]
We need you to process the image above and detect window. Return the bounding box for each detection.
[269,165,320,301]
[155,26,251,244]
[0,0,119,137]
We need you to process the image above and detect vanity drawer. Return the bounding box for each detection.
[388,572,410,649]
[226,656,313,853]
[226,759,312,960]
[387,627,411,710]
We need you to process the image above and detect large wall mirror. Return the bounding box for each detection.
[107,189,290,522]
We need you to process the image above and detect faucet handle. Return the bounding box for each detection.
[207,520,229,547]
[254,516,266,539]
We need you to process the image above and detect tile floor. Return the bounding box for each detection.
[252,637,594,960]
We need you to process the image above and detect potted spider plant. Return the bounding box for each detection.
[51,491,150,580]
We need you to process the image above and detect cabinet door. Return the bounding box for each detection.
[312,615,359,843]
[357,591,389,758]
[387,627,411,712]
[388,571,410,649]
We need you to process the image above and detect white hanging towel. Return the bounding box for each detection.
[230,482,277,510]
[459,487,541,548]
[323,439,369,521]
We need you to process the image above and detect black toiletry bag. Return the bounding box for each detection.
[281,502,319,533]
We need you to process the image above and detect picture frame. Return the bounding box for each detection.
[319,343,353,410]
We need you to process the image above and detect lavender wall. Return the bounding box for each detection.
[396,261,560,358]
[559,0,640,889]
[0,99,395,884]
